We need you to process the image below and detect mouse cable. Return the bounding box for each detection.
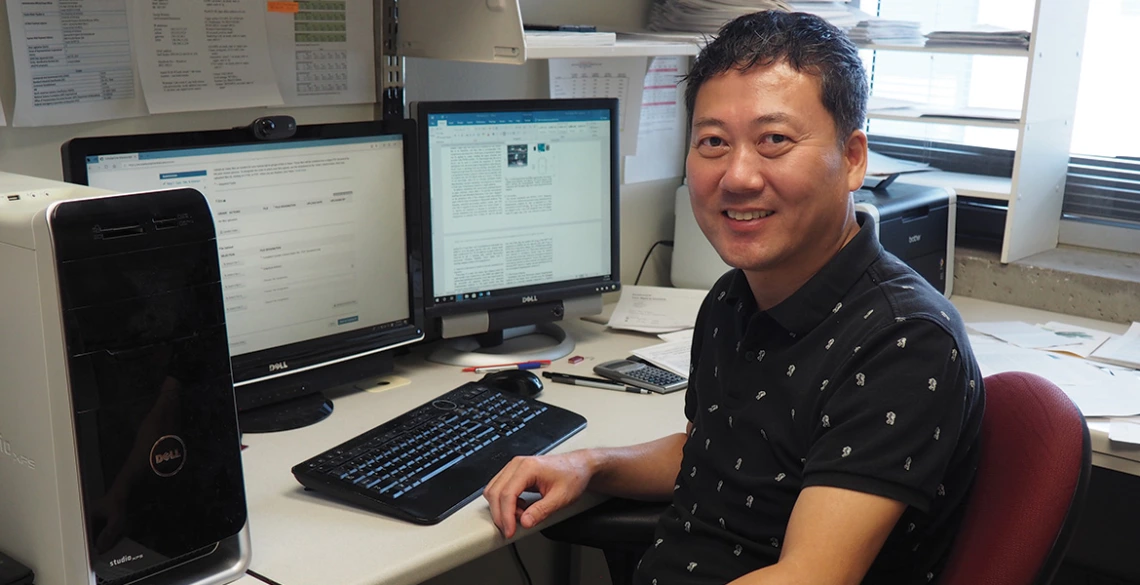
[510,541,535,585]
[634,240,675,286]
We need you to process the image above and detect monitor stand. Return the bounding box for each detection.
[238,392,334,434]
[235,350,394,433]
[428,322,576,368]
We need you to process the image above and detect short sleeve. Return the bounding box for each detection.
[802,318,974,512]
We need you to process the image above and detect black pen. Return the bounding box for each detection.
[542,371,650,395]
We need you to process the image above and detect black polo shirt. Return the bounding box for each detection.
[634,217,985,585]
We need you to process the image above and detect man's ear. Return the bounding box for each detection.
[842,129,868,193]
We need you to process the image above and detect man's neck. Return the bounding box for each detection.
[743,214,860,311]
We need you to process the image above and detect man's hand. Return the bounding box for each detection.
[483,450,596,538]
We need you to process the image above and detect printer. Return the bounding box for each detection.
[0,173,250,585]
[671,181,956,296]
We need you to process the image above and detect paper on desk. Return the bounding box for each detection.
[6,0,148,126]
[658,328,694,343]
[631,339,692,379]
[265,1,376,107]
[1038,321,1113,358]
[132,0,284,114]
[1109,417,1140,445]
[624,56,687,184]
[969,334,1140,417]
[1089,322,1140,369]
[607,285,705,334]
[550,57,646,157]
[968,321,1084,350]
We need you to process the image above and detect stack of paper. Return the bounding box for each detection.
[646,0,871,34]
[863,149,934,189]
[525,31,617,47]
[606,285,706,334]
[1089,322,1140,369]
[846,19,923,45]
[924,25,1031,49]
[967,332,1140,418]
[790,2,870,30]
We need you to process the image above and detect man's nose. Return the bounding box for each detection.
[720,148,765,194]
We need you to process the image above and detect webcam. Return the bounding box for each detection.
[245,115,296,140]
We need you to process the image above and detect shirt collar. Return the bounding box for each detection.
[719,213,882,336]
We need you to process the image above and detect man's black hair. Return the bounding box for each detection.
[684,11,868,142]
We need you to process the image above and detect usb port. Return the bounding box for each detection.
[6,195,19,202]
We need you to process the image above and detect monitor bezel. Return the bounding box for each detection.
[414,98,621,319]
[61,118,425,385]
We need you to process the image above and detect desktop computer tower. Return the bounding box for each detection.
[0,173,250,585]
[671,182,955,296]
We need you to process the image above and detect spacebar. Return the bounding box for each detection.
[418,453,466,484]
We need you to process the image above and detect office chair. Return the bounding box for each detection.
[939,370,1091,585]
[543,371,1091,585]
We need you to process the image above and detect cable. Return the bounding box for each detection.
[634,240,674,286]
[509,542,534,585]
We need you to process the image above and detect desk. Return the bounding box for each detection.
[238,296,1140,585]
[239,317,687,585]
[951,296,1140,476]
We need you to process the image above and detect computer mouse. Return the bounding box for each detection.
[479,369,544,399]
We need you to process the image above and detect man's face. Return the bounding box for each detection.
[686,60,866,278]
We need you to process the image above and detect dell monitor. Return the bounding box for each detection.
[62,118,424,432]
[414,98,620,366]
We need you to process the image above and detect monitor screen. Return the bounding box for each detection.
[62,120,424,429]
[415,99,620,364]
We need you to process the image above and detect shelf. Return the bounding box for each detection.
[526,38,701,60]
[894,171,1011,201]
[856,42,1029,57]
[868,110,1021,129]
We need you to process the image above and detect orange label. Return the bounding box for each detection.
[267,1,299,13]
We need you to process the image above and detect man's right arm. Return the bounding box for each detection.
[483,423,691,538]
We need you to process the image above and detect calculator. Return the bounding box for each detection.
[593,359,688,394]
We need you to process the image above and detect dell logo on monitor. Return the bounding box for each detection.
[521,295,539,303]
[269,361,289,372]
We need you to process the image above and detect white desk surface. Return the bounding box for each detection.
[239,317,687,585]
[239,296,1140,585]
[951,296,1140,476]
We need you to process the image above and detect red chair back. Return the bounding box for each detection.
[940,371,1091,585]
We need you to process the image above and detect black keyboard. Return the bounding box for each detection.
[291,382,588,524]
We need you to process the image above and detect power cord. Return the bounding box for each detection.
[634,240,674,285]
[509,542,534,585]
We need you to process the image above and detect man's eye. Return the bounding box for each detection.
[764,134,788,144]
[700,136,726,147]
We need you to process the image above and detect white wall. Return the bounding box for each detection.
[0,5,375,181]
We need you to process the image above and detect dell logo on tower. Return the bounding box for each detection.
[150,435,187,477]
[521,295,539,303]
[268,361,289,372]
[908,234,922,244]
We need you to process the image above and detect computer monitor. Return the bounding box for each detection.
[413,98,620,366]
[61,118,424,432]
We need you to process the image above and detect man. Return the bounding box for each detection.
[484,10,984,585]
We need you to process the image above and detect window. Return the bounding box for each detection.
[1061,0,1140,252]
